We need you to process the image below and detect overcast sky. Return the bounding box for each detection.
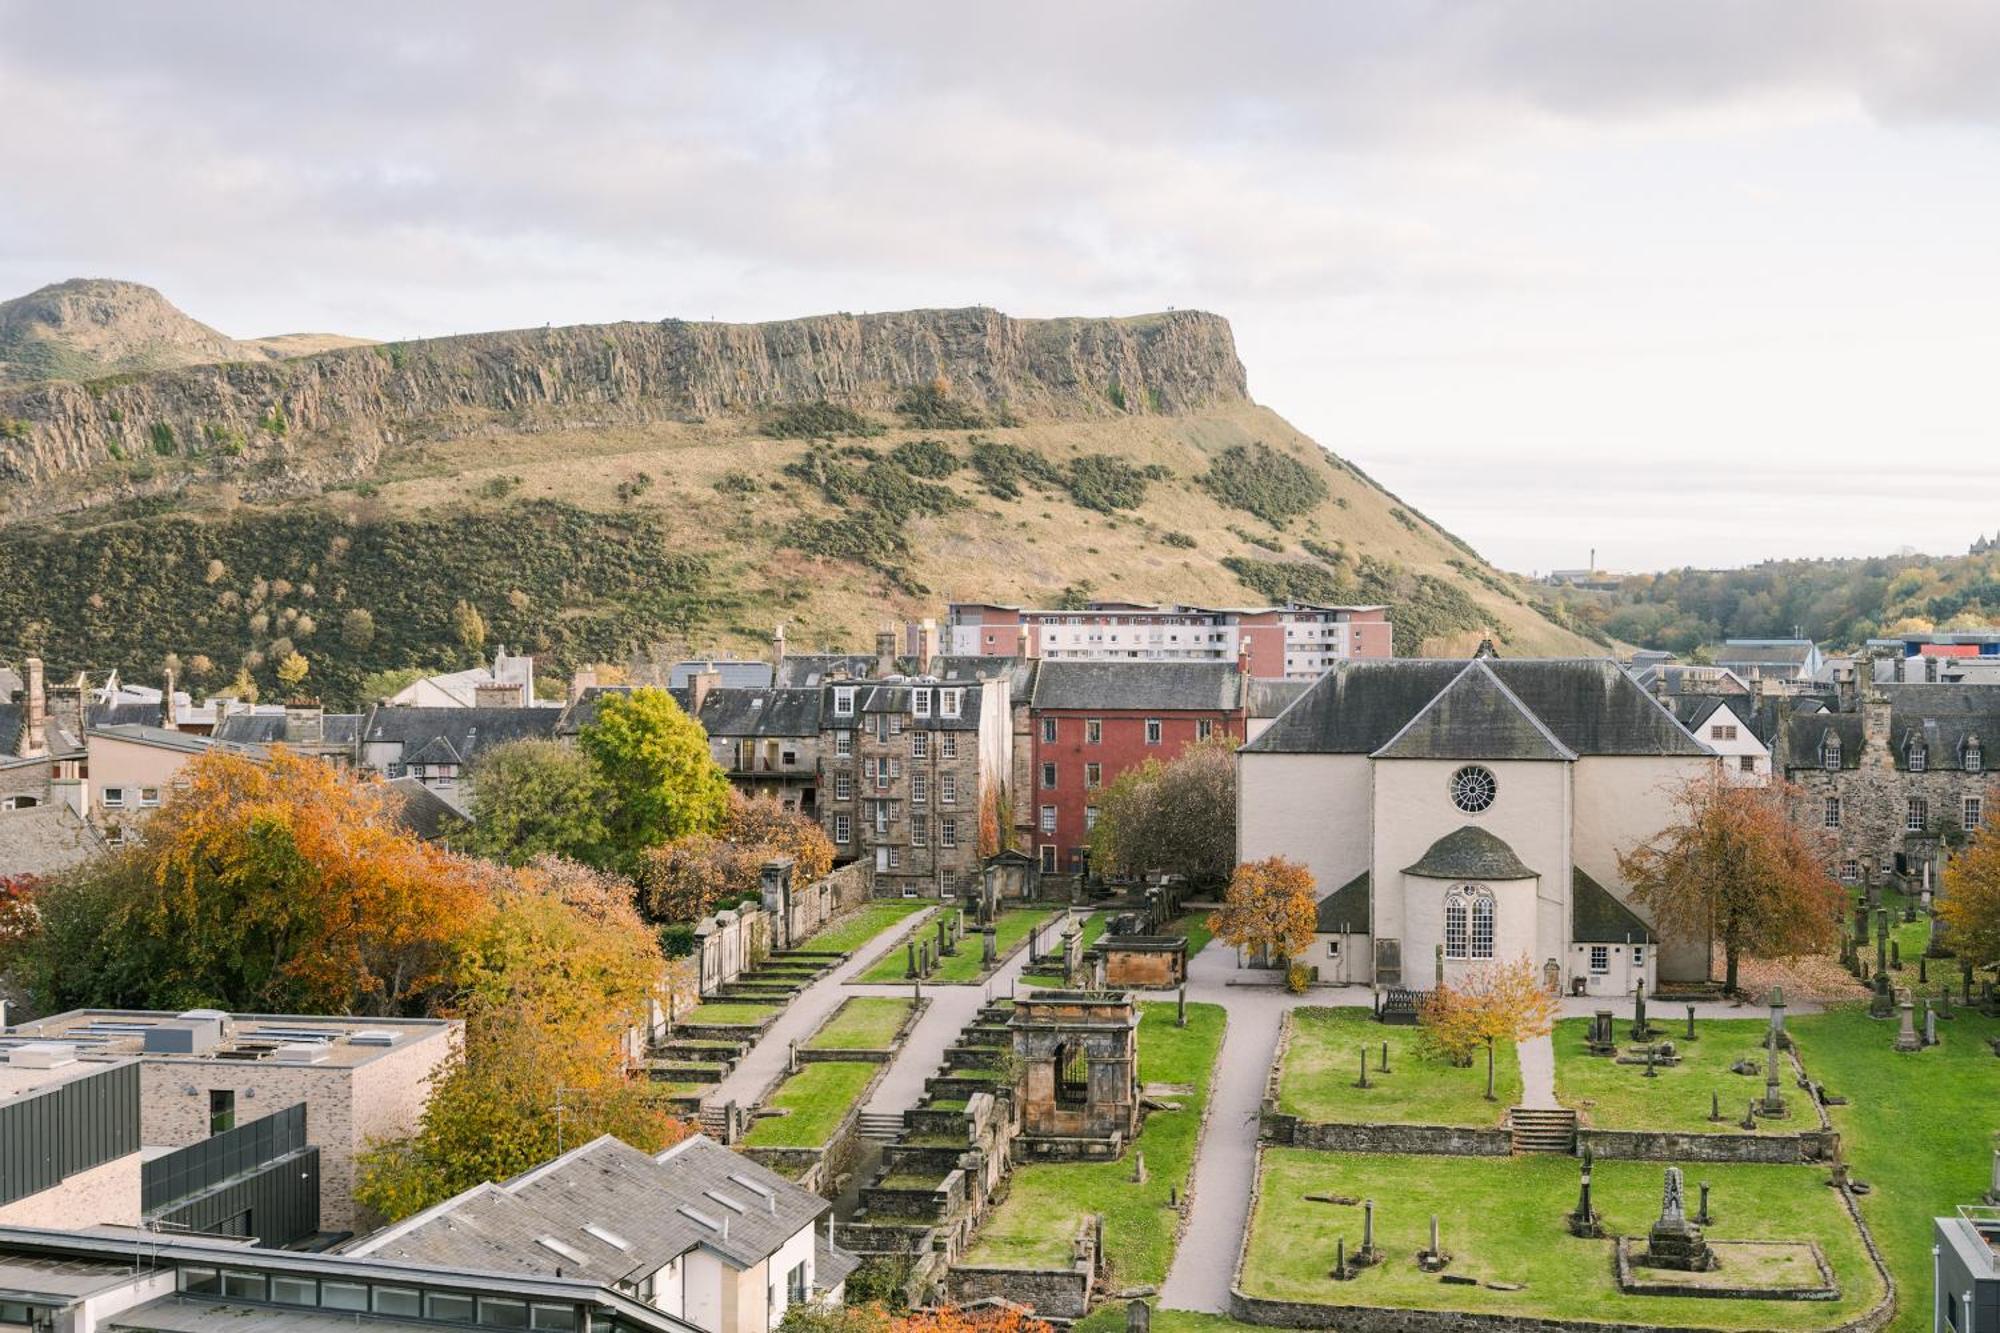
[5,2,1998,574]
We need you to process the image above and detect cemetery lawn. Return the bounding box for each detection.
[1849,886,1930,973]
[796,900,932,955]
[1277,1006,1517,1126]
[1553,1017,1794,1133]
[739,1061,879,1147]
[855,907,1052,984]
[1243,1149,1882,1330]
[1165,909,1215,959]
[960,1001,1226,1285]
[1792,1004,2000,1333]
[681,1001,778,1026]
[805,996,915,1050]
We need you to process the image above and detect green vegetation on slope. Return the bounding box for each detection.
[1200,441,1327,524]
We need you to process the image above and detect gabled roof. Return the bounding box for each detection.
[1246,659,1708,758]
[211,712,364,746]
[1372,661,1575,761]
[1029,660,1246,713]
[773,654,875,687]
[848,682,984,729]
[88,723,251,757]
[349,1135,826,1280]
[360,706,560,764]
[1571,867,1655,944]
[694,688,822,738]
[931,655,1037,705]
[667,660,774,690]
[1315,872,1371,933]
[387,777,466,843]
[1247,679,1312,719]
[1403,826,1536,881]
[0,804,105,878]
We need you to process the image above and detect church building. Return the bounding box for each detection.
[1239,657,1719,995]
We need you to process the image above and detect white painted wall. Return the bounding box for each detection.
[684,1249,726,1333]
[1571,754,1717,983]
[1569,941,1656,999]
[1236,752,1371,903]
[763,1223,816,1327]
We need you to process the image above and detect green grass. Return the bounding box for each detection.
[679,1001,777,1026]
[1850,886,1933,975]
[855,907,1052,984]
[1023,912,1112,977]
[961,1001,1226,1286]
[1794,1004,2000,1333]
[1242,1149,1881,1329]
[805,997,915,1050]
[1277,1007,1516,1126]
[1554,1017,1793,1133]
[1172,910,1215,959]
[740,1061,879,1147]
[795,900,933,954]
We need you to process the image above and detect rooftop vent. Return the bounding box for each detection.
[703,1189,746,1214]
[7,1041,78,1069]
[536,1236,589,1265]
[349,1030,402,1047]
[582,1224,632,1252]
[270,1043,328,1065]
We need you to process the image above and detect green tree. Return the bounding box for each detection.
[275,650,310,691]
[359,665,431,702]
[579,688,730,872]
[1087,736,1237,886]
[340,607,377,651]
[458,739,612,868]
[451,599,487,655]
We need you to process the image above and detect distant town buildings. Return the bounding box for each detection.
[942,600,1391,679]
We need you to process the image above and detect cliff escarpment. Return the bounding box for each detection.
[0,305,1246,493]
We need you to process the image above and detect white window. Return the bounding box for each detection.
[833,687,856,718]
[1909,743,1927,772]
[835,730,853,757]
[835,773,852,800]
[940,734,957,760]
[1085,762,1101,788]
[1821,734,1840,770]
[1444,885,1495,959]
[1084,805,1099,831]
[1712,724,1738,741]
[1145,719,1162,745]
[833,814,851,844]
[1588,945,1609,974]
[102,787,126,808]
[887,846,900,870]
[1968,740,1984,775]
[1907,796,1929,832]
[1041,717,1057,743]
[940,774,957,804]
[940,689,962,718]
[1086,719,1102,744]
[1823,797,1841,829]
[912,772,928,804]
[1040,805,1057,834]
[1197,719,1213,741]
[911,731,928,758]
[874,803,889,834]
[913,815,927,847]
[1737,755,1756,773]
[939,818,958,849]
[1966,796,1984,829]
[1038,844,1056,872]
[891,714,904,735]
[139,787,161,807]
[913,690,932,719]
[1840,859,1860,884]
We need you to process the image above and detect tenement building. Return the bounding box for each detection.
[944,600,1392,679]
[1240,657,1718,993]
[1775,679,2000,890]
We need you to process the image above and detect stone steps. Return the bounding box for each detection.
[858,1111,906,1143]
[1510,1106,1577,1155]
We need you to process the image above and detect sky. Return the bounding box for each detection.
[3,2,1999,575]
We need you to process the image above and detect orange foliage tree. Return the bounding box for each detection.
[1208,856,1317,970]
[1619,773,1843,995]
[1419,957,1562,1099]
[779,1303,1054,1333]
[1942,800,2000,970]
[639,793,835,923]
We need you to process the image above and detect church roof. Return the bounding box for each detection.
[1315,871,1371,933]
[1372,661,1576,761]
[1571,867,1656,944]
[1403,826,1537,881]
[1243,659,1709,759]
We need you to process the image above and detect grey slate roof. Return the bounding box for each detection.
[1315,872,1371,933]
[931,655,1038,705]
[1372,661,1576,761]
[1245,659,1709,758]
[89,723,259,757]
[87,699,164,729]
[1247,679,1312,719]
[1716,641,1815,668]
[387,777,467,843]
[360,706,560,766]
[1571,868,1655,944]
[667,660,774,690]
[0,804,106,877]
[1030,660,1246,713]
[352,1135,826,1280]
[1627,663,1750,697]
[211,712,363,746]
[0,702,20,755]
[1402,826,1537,881]
[850,682,983,729]
[1777,685,2000,772]
[694,688,821,738]
[773,654,875,687]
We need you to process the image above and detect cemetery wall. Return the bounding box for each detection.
[946,1215,1099,1320]
[1577,1127,1835,1163]
[1264,1116,1512,1156]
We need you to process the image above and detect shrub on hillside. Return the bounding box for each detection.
[764,401,883,440]
[895,383,988,430]
[889,438,961,478]
[1200,442,1328,525]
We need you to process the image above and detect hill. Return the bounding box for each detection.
[0,290,1604,705]
[0,278,369,387]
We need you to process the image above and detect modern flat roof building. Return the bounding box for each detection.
[944,601,1391,679]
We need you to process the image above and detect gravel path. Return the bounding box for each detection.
[1516,1032,1557,1108]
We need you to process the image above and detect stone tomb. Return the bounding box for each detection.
[1010,989,1140,1160]
[1615,1167,1839,1300]
[1092,933,1189,990]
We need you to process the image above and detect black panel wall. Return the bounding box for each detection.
[0,1060,140,1206]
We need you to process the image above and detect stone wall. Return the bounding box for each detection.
[1263,1115,1512,1157]
[776,862,872,949]
[695,906,773,996]
[1577,1127,1835,1163]
[0,1151,141,1228]
[946,1216,1099,1321]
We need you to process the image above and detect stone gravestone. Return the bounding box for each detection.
[1417,1214,1450,1272]
[906,941,918,979]
[1762,1030,1786,1115]
[982,927,997,966]
[1696,1181,1713,1226]
[1131,1151,1146,1184]
[1924,1002,1938,1048]
[1631,982,1651,1041]
[1641,1167,1716,1271]
[1588,1009,1617,1055]
[1126,1302,1149,1333]
[1768,986,1788,1047]
[1685,1004,1698,1041]
[1894,989,1922,1053]
[1176,983,1187,1028]
[1567,1148,1603,1237]
[1986,1146,2000,1206]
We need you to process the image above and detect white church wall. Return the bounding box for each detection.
[1397,873,1541,987]
[1571,754,1717,984]
[1237,752,1370,901]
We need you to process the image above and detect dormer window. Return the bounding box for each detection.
[940,689,963,719]
[1967,738,1983,775]
[833,687,856,718]
[913,690,932,720]
[1820,734,1841,770]
[1908,740,1927,773]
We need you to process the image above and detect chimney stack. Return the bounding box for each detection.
[772,623,787,672]
[1016,623,1032,660]
[284,701,325,746]
[46,673,86,753]
[19,657,46,757]
[474,681,526,709]
[919,618,940,675]
[689,668,721,718]
[875,624,898,678]
[1748,665,1764,709]
[569,666,598,704]
[161,666,179,732]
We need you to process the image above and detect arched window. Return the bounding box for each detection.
[1444,885,1495,959]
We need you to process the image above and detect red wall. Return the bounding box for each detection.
[1030,708,1244,873]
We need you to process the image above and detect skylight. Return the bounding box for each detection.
[703,1189,746,1213]
[536,1235,589,1265]
[582,1224,632,1251]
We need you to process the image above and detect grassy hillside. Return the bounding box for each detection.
[0,394,1602,705]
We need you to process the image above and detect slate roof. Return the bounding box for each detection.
[0,804,106,878]
[1782,712,1863,771]
[931,655,1038,706]
[1627,663,1749,697]
[211,712,363,746]
[0,703,20,756]
[850,682,984,729]
[1402,826,1537,880]
[1571,867,1655,944]
[693,688,821,738]
[773,654,874,687]
[1247,679,1312,719]
[0,666,21,701]
[86,699,164,729]
[1716,641,1816,668]
[1315,871,1371,934]
[1245,659,1709,758]
[1373,661,1576,761]
[1030,660,1247,713]
[89,723,260,757]
[360,706,560,766]
[387,777,467,843]
[351,1135,828,1280]
[1777,685,2000,772]
[667,660,774,690]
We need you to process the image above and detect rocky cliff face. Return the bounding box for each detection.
[0,304,1247,493]
[0,279,245,386]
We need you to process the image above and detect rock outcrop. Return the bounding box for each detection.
[0,304,1247,491]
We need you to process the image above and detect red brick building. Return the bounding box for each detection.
[1026,660,1252,874]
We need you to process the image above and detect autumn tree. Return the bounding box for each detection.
[1619,774,1843,995]
[635,793,833,923]
[1419,957,1561,1100]
[6,750,487,1014]
[1088,736,1236,885]
[1942,807,2000,970]
[580,687,731,873]
[275,650,310,691]
[355,856,688,1218]
[451,598,487,655]
[1208,856,1317,972]
[779,1304,1053,1333]
[459,738,612,867]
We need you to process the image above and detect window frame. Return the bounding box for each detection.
[1144,719,1162,745]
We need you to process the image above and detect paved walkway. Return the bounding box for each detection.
[1516,1032,1557,1108]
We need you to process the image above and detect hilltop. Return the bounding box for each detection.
[0,287,1604,704]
